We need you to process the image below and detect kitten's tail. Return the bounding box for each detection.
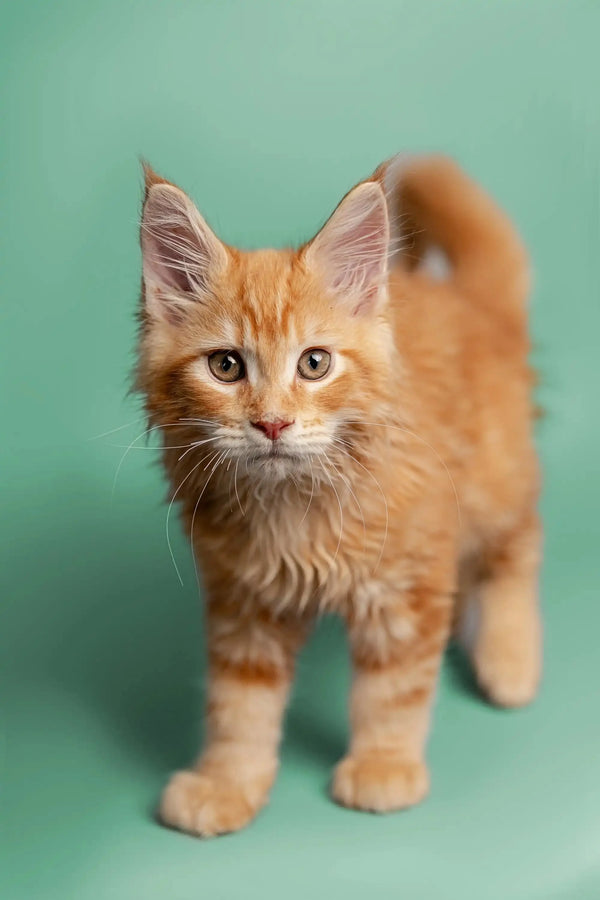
[377,154,530,317]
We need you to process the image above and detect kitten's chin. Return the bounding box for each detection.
[246,450,314,482]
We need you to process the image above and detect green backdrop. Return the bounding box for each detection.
[2,2,599,898]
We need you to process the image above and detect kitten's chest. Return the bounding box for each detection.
[205,487,372,615]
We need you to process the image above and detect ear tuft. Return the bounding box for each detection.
[141,159,171,195]
[140,173,227,323]
[306,181,389,315]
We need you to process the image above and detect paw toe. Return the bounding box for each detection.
[159,770,257,838]
[331,753,429,812]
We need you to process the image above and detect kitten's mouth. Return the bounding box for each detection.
[254,445,297,461]
[246,444,309,470]
[241,441,322,475]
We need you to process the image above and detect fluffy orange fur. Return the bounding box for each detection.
[135,155,541,837]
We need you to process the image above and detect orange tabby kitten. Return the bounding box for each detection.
[136,155,541,837]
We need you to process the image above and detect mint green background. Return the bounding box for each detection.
[2,2,599,898]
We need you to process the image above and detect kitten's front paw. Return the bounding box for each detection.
[159,770,267,837]
[331,752,429,813]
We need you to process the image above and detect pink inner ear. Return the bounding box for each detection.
[331,213,388,292]
[141,184,224,299]
[351,284,381,317]
[309,182,390,311]
[143,224,203,294]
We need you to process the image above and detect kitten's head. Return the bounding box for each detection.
[137,165,397,480]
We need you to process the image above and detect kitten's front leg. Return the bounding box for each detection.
[332,585,453,813]
[160,597,309,837]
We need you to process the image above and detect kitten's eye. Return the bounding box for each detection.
[208,350,245,383]
[297,348,331,381]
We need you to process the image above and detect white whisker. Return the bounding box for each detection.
[111,421,204,499]
[190,450,230,590]
[234,456,245,517]
[319,458,344,563]
[299,460,315,526]
[165,451,218,586]
[177,436,221,462]
[327,450,367,551]
[88,418,144,441]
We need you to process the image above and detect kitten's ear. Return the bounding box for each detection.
[140,166,228,324]
[305,181,389,315]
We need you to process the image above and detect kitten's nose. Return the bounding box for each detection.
[251,419,294,441]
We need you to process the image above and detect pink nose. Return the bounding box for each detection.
[251,419,294,441]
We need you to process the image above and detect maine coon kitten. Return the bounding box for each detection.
[135,155,541,837]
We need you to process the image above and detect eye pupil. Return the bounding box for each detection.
[208,350,245,383]
[298,348,331,380]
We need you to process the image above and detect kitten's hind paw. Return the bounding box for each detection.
[331,752,429,813]
[474,636,540,708]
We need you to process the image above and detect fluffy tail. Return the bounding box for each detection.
[376,154,530,317]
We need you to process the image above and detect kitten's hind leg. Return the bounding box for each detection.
[459,512,542,708]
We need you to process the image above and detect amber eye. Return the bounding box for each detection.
[208,350,245,383]
[297,348,332,381]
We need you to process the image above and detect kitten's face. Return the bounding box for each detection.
[138,170,394,480]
